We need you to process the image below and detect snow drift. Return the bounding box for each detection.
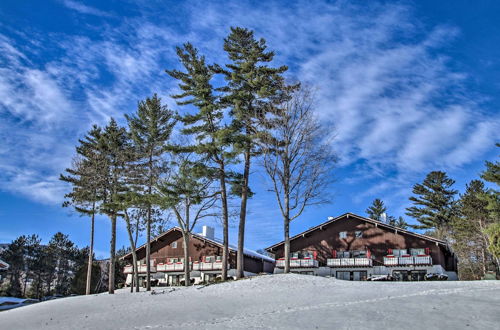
[1,274,499,329]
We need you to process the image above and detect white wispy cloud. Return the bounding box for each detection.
[61,0,112,17]
[0,0,498,243]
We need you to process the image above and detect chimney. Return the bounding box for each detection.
[201,225,215,240]
[381,213,387,223]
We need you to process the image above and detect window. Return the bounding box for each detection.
[290,252,300,259]
[215,256,222,262]
[205,256,215,263]
[352,250,366,258]
[337,251,350,258]
[392,249,408,257]
[355,231,363,238]
[339,231,347,239]
[410,248,425,256]
[171,241,177,248]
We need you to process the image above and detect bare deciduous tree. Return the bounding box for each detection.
[261,86,336,273]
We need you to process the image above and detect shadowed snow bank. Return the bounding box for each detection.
[1,274,499,329]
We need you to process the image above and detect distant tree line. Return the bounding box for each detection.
[0,232,113,299]
[365,143,500,280]
[57,27,336,294]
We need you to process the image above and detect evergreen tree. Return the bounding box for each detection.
[405,171,458,237]
[214,27,289,278]
[395,216,409,230]
[0,236,27,297]
[366,199,387,221]
[125,94,176,291]
[60,125,105,295]
[166,43,236,281]
[480,143,500,218]
[99,118,134,294]
[48,232,77,295]
[452,180,494,279]
[157,155,218,286]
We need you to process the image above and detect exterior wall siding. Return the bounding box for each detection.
[268,216,455,272]
[124,229,269,274]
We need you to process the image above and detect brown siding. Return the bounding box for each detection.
[125,229,273,273]
[268,216,455,271]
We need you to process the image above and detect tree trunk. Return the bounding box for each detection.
[146,207,151,291]
[124,211,140,293]
[86,207,95,295]
[146,153,154,291]
[219,162,229,281]
[284,217,290,274]
[183,233,191,287]
[237,148,251,279]
[108,214,116,294]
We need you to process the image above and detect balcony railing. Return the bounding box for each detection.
[327,258,372,267]
[384,255,432,266]
[276,258,319,268]
[124,265,157,274]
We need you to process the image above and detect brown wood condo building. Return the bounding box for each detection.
[121,226,275,286]
[266,213,458,281]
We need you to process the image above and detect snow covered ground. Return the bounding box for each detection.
[2,274,499,329]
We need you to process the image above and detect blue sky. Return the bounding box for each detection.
[0,0,499,258]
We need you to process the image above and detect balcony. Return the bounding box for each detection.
[276,258,319,268]
[384,255,432,266]
[327,258,373,267]
[200,261,223,271]
[124,265,157,274]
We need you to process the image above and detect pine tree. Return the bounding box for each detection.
[452,180,493,279]
[99,118,133,294]
[480,143,500,218]
[0,236,27,297]
[60,125,105,295]
[157,156,218,286]
[406,171,458,237]
[166,43,236,281]
[48,233,77,295]
[480,143,500,274]
[125,94,176,291]
[214,27,289,278]
[366,199,387,221]
[395,216,409,230]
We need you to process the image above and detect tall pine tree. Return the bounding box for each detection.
[214,27,289,278]
[125,94,176,291]
[99,118,133,294]
[166,43,237,281]
[406,171,458,238]
[60,125,105,295]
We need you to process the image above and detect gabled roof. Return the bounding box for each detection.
[121,227,274,263]
[265,212,448,251]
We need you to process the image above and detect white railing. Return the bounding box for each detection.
[276,258,318,268]
[326,258,372,267]
[138,265,156,273]
[192,262,200,271]
[414,255,432,265]
[399,256,413,265]
[384,257,398,266]
[200,261,224,271]
[384,256,432,266]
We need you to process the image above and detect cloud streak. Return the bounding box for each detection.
[0,1,498,244]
